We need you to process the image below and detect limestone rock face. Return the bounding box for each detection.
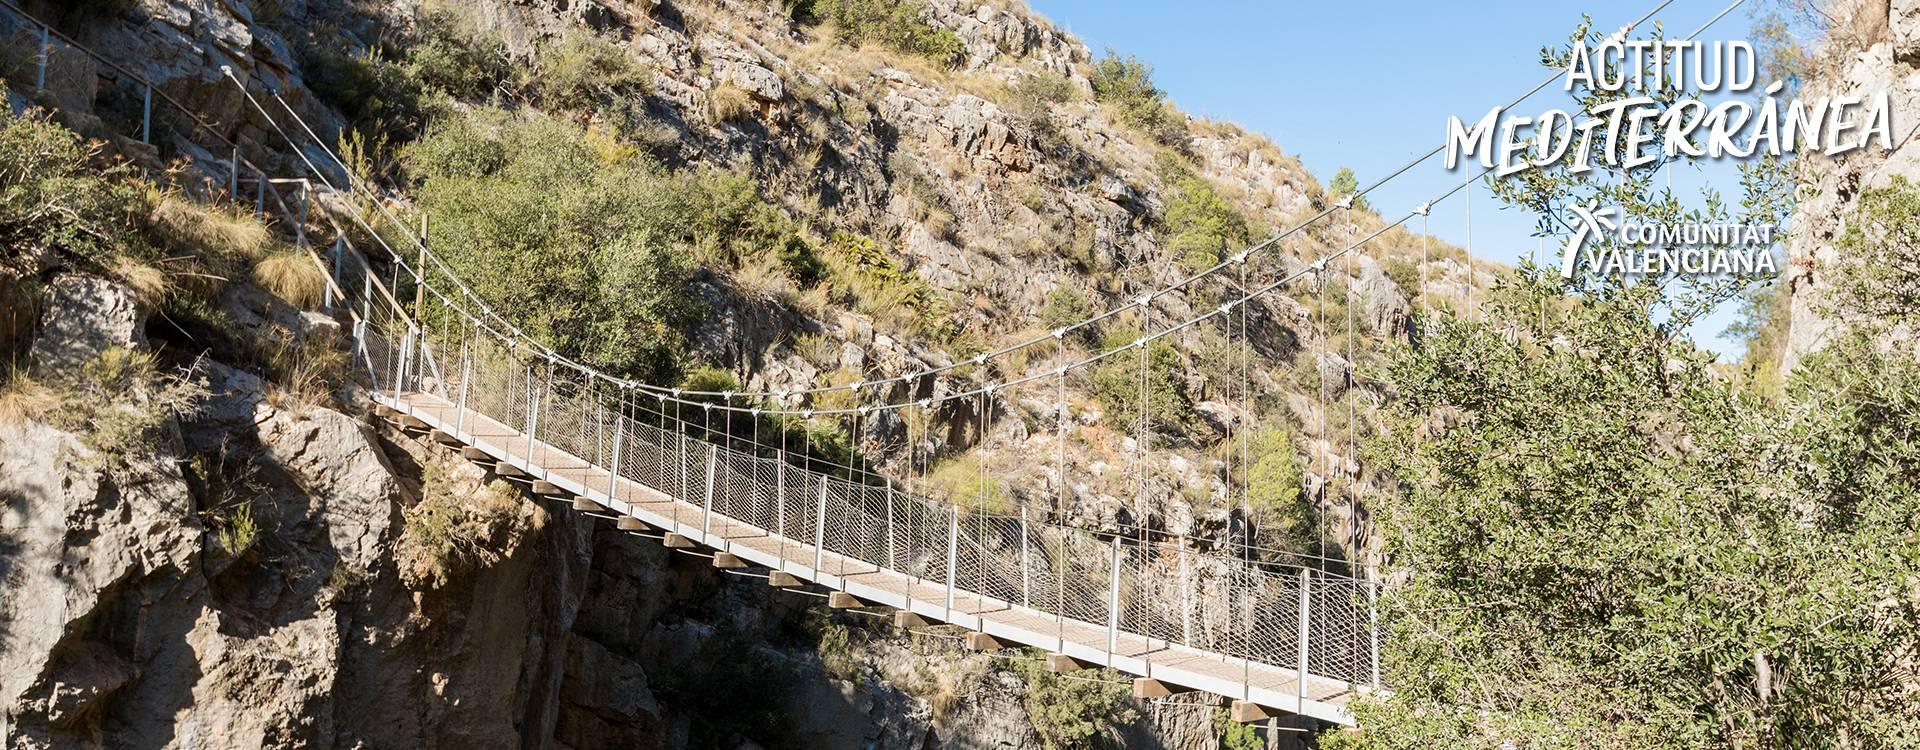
[0,419,199,749]
[254,401,401,570]
[1783,40,1920,370]
[28,275,146,377]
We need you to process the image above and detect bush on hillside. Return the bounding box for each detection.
[1089,327,1196,440]
[1090,50,1187,145]
[406,7,513,101]
[407,110,699,381]
[1160,160,1252,272]
[804,0,966,67]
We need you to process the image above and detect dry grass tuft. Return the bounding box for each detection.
[707,83,757,123]
[263,331,349,413]
[150,195,270,264]
[254,252,327,309]
[0,366,60,426]
[113,257,171,308]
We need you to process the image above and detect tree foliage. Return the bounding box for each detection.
[1336,21,1918,750]
[1161,158,1251,272]
[1090,327,1195,440]
[802,0,966,67]
[1013,655,1137,749]
[1090,50,1187,146]
[1243,424,1310,552]
[407,109,709,381]
[1328,166,1370,213]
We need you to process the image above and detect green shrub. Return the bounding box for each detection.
[0,109,151,272]
[1242,424,1312,552]
[407,109,702,382]
[1090,50,1187,145]
[809,0,966,66]
[1089,328,1195,439]
[820,232,960,343]
[1039,286,1094,345]
[1382,257,1419,298]
[1327,166,1371,212]
[923,453,1010,514]
[406,7,512,100]
[1013,655,1137,749]
[532,31,650,114]
[297,27,428,140]
[1005,72,1077,155]
[1160,162,1251,272]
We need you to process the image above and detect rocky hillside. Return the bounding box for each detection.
[0,0,1481,747]
[1782,0,1920,370]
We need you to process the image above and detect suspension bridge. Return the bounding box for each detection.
[2,0,1748,729]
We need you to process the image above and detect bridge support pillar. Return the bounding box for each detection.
[892,611,933,629]
[1130,679,1193,700]
[662,533,697,549]
[768,571,803,588]
[827,592,861,609]
[571,499,610,515]
[1229,700,1277,723]
[1046,654,1093,673]
[963,632,1003,651]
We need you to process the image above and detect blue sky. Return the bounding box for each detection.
[1024,0,1766,357]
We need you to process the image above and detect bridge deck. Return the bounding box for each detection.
[383,389,1363,724]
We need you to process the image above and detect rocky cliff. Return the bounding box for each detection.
[0,0,1461,746]
[1783,0,1920,368]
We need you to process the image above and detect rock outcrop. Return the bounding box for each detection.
[1783,0,1920,369]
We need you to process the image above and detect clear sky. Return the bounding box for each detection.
[1024,0,1767,357]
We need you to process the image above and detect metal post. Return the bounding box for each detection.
[34,23,47,90]
[813,475,829,576]
[885,486,896,571]
[391,326,411,399]
[454,341,471,437]
[774,460,786,540]
[294,181,310,250]
[357,253,370,322]
[1106,537,1122,659]
[415,214,428,321]
[323,237,340,308]
[1297,568,1312,713]
[140,84,152,145]
[1020,508,1031,609]
[945,506,959,620]
[254,172,265,216]
[1369,577,1382,688]
[523,365,538,458]
[607,411,626,501]
[1179,543,1192,647]
[229,147,238,200]
[702,443,718,541]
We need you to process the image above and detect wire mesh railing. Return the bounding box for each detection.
[3,0,1384,707]
[338,282,1384,693]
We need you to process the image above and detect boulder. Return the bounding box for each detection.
[29,275,146,380]
[1896,0,1920,59]
[254,403,399,570]
[556,635,663,750]
[1353,255,1411,337]
[1317,352,1352,400]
